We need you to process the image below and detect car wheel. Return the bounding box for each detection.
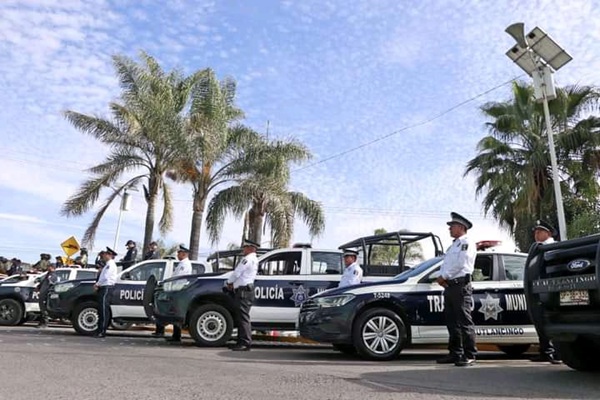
[352,307,407,361]
[332,344,357,355]
[110,321,133,331]
[558,338,600,372]
[0,298,24,326]
[189,304,233,347]
[497,344,531,357]
[72,301,99,336]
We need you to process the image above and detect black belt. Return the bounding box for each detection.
[235,284,254,292]
[446,274,471,286]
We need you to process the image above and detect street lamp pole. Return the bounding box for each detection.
[504,23,572,240]
[113,187,133,249]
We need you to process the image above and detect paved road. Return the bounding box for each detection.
[1,325,598,400]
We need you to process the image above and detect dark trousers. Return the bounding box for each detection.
[97,286,113,334]
[530,304,556,356]
[38,294,48,325]
[172,324,182,340]
[444,282,477,359]
[234,288,254,346]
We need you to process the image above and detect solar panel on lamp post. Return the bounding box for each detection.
[505,23,572,241]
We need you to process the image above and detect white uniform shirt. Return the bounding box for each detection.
[227,252,258,288]
[174,257,193,277]
[97,259,118,286]
[339,262,363,288]
[440,235,477,280]
[540,237,555,245]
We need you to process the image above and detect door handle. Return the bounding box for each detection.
[289,281,303,285]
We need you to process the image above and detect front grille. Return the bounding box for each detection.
[300,300,319,313]
[542,244,597,279]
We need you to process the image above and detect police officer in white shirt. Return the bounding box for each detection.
[339,249,363,288]
[226,239,259,351]
[94,247,118,338]
[530,220,562,364]
[167,245,193,342]
[436,212,478,367]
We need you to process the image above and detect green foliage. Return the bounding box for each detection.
[369,228,424,265]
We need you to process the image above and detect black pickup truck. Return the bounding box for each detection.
[525,234,600,371]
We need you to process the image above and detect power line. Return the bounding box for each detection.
[293,75,524,172]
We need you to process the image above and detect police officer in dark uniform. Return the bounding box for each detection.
[226,239,259,351]
[36,263,58,328]
[121,240,138,269]
[143,241,160,261]
[436,212,478,367]
[530,220,562,364]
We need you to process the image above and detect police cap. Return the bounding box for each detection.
[342,249,359,257]
[242,239,260,248]
[177,244,190,253]
[533,220,555,233]
[105,247,118,257]
[125,240,135,246]
[446,212,473,230]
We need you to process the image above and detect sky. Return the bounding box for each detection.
[1,0,600,263]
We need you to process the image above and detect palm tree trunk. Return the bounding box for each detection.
[143,180,159,253]
[248,206,264,245]
[189,191,207,260]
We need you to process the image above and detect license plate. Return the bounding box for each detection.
[50,294,59,299]
[560,290,589,306]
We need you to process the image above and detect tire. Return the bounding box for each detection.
[498,344,531,357]
[352,307,407,361]
[188,304,233,347]
[558,338,600,372]
[332,344,357,355]
[71,301,100,336]
[110,321,133,331]
[0,298,24,326]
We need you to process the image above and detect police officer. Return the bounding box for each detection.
[94,247,118,338]
[33,253,51,272]
[36,263,58,328]
[436,212,478,367]
[226,239,259,351]
[530,220,562,364]
[165,245,193,342]
[339,249,363,288]
[143,241,160,260]
[121,240,138,269]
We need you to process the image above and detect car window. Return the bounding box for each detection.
[76,270,98,280]
[258,252,301,276]
[311,252,342,275]
[472,254,494,281]
[128,262,166,281]
[55,270,71,282]
[502,255,526,281]
[396,257,443,281]
[191,262,205,275]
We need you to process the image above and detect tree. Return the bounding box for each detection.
[166,69,262,259]
[369,228,424,265]
[465,82,600,250]
[61,51,204,250]
[205,137,325,248]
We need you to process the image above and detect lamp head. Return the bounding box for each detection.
[505,22,527,48]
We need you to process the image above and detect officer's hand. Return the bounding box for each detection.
[226,283,233,291]
[93,284,99,291]
[436,276,448,287]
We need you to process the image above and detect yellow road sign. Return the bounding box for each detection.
[61,236,80,257]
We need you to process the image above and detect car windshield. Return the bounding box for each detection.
[393,256,442,280]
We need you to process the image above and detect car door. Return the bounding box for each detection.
[251,249,304,325]
[110,261,167,318]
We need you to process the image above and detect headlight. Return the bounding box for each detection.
[313,294,355,308]
[163,278,193,292]
[53,282,76,293]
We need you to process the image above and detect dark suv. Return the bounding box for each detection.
[525,234,600,371]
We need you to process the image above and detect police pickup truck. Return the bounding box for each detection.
[46,259,209,335]
[525,234,600,371]
[299,250,537,360]
[0,268,98,326]
[146,232,445,347]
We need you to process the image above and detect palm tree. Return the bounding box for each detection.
[61,51,205,250]
[465,82,600,250]
[369,228,424,265]
[205,137,325,248]
[166,69,267,259]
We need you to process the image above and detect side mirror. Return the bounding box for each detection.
[121,272,131,280]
